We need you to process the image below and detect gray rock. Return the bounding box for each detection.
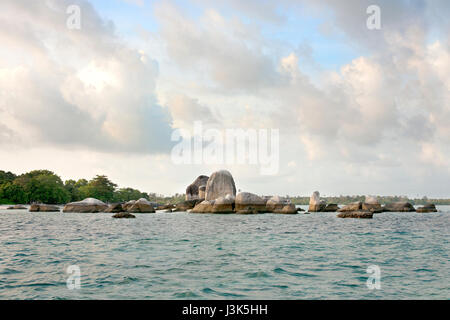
[337,202,362,212]
[205,170,236,201]
[383,202,416,212]
[235,192,267,212]
[186,175,209,200]
[416,204,438,213]
[112,212,136,219]
[63,198,108,213]
[308,191,327,212]
[29,204,60,212]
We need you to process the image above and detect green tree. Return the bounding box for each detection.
[78,175,117,202]
[113,188,148,202]
[0,170,17,185]
[0,182,27,204]
[14,170,70,204]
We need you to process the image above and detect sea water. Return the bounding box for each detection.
[0,206,448,299]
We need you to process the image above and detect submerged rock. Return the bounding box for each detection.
[29,204,60,212]
[112,212,136,219]
[383,202,416,212]
[337,210,374,219]
[186,175,209,200]
[235,192,267,212]
[337,202,362,212]
[308,191,327,212]
[63,198,108,213]
[7,205,27,210]
[205,170,236,201]
[416,204,438,213]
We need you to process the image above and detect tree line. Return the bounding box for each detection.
[0,170,151,205]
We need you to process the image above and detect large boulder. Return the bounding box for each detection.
[29,204,60,212]
[266,196,291,212]
[416,204,438,213]
[186,175,209,200]
[205,170,236,201]
[383,202,416,212]
[63,198,108,213]
[127,198,155,213]
[191,194,235,214]
[308,191,327,212]
[362,196,383,213]
[235,192,267,212]
[337,210,374,219]
[338,202,362,212]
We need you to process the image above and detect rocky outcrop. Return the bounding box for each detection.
[63,198,108,213]
[416,204,438,213]
[191,194,235,214]
[7,205,27,210]
[29,204,60,212]
[337,210,374,219]
[235,192,267,213]
[112,212,136,219]
[308,191,327,212]
[104,203,125,213]
[362,196,383,213]
[186,175,209,200]
[127,198,155,213]
[337,202,362,212]
[156,204,175,211]
[205,170,236,201]
[383,202,416,212]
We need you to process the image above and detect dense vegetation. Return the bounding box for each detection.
[1,169,449,205]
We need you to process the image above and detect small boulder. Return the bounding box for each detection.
[235,192,267,212]
[112,212,136,219]
[236,208,259,214]
[174,199,202,212]
[191,200,215,214]
[308,191,327,212]
[186,175,209,200]
[337,202,362,212]
[323,204,339,212]
[273,203,298,214]
[29,204,60,212]
[205,170,237,201]
[383,202,416,212]
[337,210,374,219]
[416,204,438,213]
[191,194,235,214]
[63,198,108,213]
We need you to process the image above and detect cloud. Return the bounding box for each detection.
[0,0,173,154]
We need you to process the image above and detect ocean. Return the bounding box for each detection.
[0,206,448,299]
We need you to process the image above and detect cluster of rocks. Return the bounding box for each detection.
[7,205,27,210]
[179,170,299,215]
[29,204,60,212]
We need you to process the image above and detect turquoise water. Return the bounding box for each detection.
[0,205,448,300]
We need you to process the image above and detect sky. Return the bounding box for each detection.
[0,0,449,197]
